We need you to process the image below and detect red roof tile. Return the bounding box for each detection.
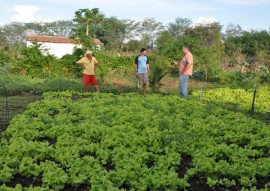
[93,38,102,45]
[25,35,102,45]
[25,35,73,43]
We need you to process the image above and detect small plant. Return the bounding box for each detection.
[149,62,168,93]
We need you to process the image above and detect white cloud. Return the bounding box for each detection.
[196,16,218,25]
[216,0,270,6]
[11,5,40,23]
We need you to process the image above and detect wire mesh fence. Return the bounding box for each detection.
[0,83,42,133]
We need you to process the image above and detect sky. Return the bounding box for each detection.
[0,0,269,31]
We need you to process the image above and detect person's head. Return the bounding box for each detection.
[85,50,93,58]
[182,46,190,54]
[140,48,147,56]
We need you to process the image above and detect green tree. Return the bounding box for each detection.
[185,22,225,80]
[167,17,192,39]
[0,48,10,67]
[0,30,8,48]
[125,18,164,50]
[0,22,25,46]
[73,8,104,36]
[124,40,141,52]
[30,20,77,37]
[225,23,243,38]
[224,30,270,67]
[96,17,127,50]
[155,31,174,53]
[239,30,270,56]
[123,19,140,41]
[71,8,105,48]
[138,18,164,49]
[186,22,223,47]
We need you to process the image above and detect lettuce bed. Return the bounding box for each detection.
[0,91,269,191]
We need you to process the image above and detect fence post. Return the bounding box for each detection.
[250,85,257,116]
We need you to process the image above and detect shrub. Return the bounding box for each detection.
[149,62,168,93]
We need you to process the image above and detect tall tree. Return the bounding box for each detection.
[96,17,127,50]
[0,22,26,46]
[167,17,192,39]
[0,20,77,49]
[185,22,225,80]
[125,18,164,49]
[123,19,141,41]
[124,39,141,52]
[186,22,223,47]
[232,30,270,57]
[71,8,104,48]
[155,31,174,53]
[73,8,104,36]
[37,20,77,37]
[225,23,243,37]
[0,30,8,48]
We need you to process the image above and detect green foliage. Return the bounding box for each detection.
[0,74,43,95]
[186,23,225,81]
[124,18,164,50]
[155,32,174,53]
[225,23,243,38]
[149,60,168,92]
[157,22,225,82]
[41,78,85,92]
[0,21,78,49]
[159,35,202,61]
[0,75,84,95]
[1,12,269,87]
[71,8,105,48]
[124,39,141,52]
[10,42,59,77]
[239,30,270,56]
[224,30,270,70]
[258,64,270,83]
[58,52,82,78]
[195,45,224,81]
[1,91,270,190]
[93,51,134,82]
[96,17,127,50]
[0,48,10,67]
[216,69,270,89]
[0,48,11,75]
[186,22,223,47]
[191,86,270,118]
[167,17,192,39]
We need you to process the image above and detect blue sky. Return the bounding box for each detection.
[0,0,269,31]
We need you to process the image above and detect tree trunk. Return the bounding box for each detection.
[86,23,89,36]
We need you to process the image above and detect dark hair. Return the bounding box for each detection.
[182,45,190,50]
[140,48,147,53]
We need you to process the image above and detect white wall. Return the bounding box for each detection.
[26,41,82,58]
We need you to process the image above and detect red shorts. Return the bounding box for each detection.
[83,74,97,86]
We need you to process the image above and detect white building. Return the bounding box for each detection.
[25,35,102,58]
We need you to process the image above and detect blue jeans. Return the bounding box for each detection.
[179,74,189,99]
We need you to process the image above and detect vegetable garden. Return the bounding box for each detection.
[0,87,269,191]
[1,5,270,191]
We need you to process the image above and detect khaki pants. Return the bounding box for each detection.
[136,73,148,88]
